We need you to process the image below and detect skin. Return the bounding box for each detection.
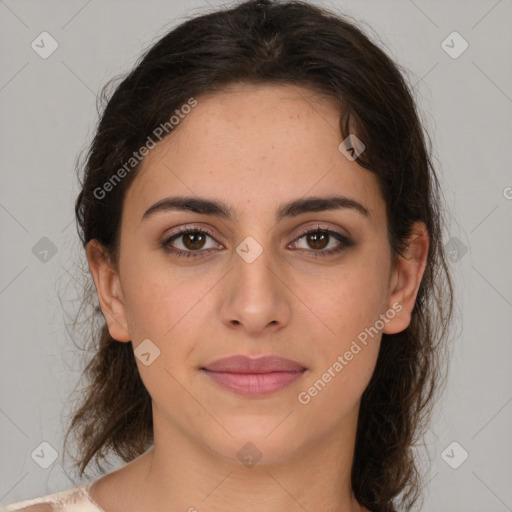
[86,83,428,512]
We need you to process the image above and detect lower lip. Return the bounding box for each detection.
[201,369,305,397]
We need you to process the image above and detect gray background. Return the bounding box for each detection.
[1,0,511,510]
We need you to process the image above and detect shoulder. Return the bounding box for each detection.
[1,485,102,512]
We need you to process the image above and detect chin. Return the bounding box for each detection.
[202,422,306,467]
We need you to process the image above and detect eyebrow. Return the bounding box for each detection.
[141,195,370,223]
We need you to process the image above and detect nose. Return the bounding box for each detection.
[219,241,292,336]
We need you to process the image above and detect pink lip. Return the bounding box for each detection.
[201,355,307,397]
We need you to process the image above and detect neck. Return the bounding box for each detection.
[129,416,360,511]
[88,405,366,512]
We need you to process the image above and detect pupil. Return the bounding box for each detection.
[185,232,204,249]
[309,231,327,249]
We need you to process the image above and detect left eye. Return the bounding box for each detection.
[291,228,352,255]
[162,226,352,258]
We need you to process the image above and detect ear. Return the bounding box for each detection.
[383,221,429,335]
[86,239,131,342]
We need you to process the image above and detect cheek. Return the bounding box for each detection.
[123,269,202,400]
[296,268,384,416]
[296,340,379,432]
[293,256,388,408]
[120,259,215,368]
[121,277,169,340]
[119,248,185,337]
[301,261,390,342]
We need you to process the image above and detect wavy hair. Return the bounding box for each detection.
[63,1,454,510]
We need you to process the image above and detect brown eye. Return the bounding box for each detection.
[290,227,353,256]
[182,231,207,250]
[162,227,220,258]
[305,231,329,250]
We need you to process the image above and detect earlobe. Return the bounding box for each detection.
[383,221,429,335]
[86,239,131,342]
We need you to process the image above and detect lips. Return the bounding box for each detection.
[201,355,307,397]
[202,355,306,373]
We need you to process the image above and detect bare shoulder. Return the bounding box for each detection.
[87,451,152,512]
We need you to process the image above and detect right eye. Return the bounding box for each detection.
[161,227,223,258]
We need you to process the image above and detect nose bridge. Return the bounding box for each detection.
[221,233,290,332]
[233,234,281,301]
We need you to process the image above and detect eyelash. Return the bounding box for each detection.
[161,225,353,259]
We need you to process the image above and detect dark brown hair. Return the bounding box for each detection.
[63,1,454,511]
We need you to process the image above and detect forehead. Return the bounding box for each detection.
[123,82,385,226]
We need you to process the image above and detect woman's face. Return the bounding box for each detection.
[89,83,420,466]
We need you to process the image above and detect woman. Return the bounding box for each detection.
[3,0,453,511]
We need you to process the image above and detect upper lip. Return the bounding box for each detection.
[202,355,306,374]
